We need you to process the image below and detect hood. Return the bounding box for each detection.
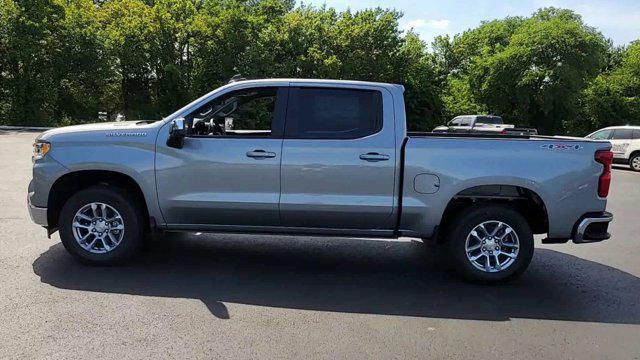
[37,120,160,141]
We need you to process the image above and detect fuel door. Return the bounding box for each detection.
[414,173,440,194]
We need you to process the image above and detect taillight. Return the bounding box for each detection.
[500,129,507,134]
[595,150,613,197]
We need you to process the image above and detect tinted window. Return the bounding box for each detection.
[633,129,640,139]
[612,128,634,140]
[590,129,613,140]
[285,88,382,139]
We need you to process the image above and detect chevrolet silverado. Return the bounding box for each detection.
[28,79,614,283]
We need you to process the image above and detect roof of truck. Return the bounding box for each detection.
[163,78,405,122]
[597,125,640,130]
[229,78,405,91]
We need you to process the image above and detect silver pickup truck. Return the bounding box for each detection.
[28,79,614,283]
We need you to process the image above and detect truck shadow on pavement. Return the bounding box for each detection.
[33,232,640,324]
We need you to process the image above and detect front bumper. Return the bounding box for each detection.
[572,211,613,244]
[28,199,48,227]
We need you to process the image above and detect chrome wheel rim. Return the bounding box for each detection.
[465,221,519,273]
[632,157,640,170]
[72,202,125,254]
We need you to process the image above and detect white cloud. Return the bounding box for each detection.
[404,19,427,29]
[426,19,451,30]
[403,19,451,31]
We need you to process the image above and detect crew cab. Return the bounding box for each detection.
[587,125,640,172]
[433,115,538,135]
[28,79,613,283]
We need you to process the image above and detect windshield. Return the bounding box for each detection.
[588,129,613,140]
[161,83,236,122]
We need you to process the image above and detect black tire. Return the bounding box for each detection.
[445,204,534,284]
[58,185,145,265]
[630,154,640,172]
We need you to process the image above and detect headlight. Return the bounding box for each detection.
[33,141,51,161]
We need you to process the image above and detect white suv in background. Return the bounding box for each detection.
[587,126,640,171]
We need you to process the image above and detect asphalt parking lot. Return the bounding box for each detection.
[1,130,639,359]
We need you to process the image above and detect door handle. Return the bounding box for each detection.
[359,152,390,161]
[246,149,276,159]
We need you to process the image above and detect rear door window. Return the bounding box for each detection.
[285,87,382,139]
[633,129,640,139]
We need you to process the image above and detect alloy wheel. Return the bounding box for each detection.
[72,202,125,254]
[465,220,520,273]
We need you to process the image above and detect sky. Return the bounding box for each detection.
[303,0,640,46]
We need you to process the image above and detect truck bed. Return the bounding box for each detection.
[398,133,611,239]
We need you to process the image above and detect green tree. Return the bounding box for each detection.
[0,0,18,121]
[436,17,523,76]
[56,0,118,123]
[401,32,443,130]
[99,0,157,119]
[332,8,406,82]
[441,76,487,120]
[435,8,608,134]
[432,17,525,126]
[0,0,66,125]
[4,1,629,135]
[247,5,341,78]
[188,0,263,95]
[148,0,195,115]
[574,41,640,134]
[473,8,608,133]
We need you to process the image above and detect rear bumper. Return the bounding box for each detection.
[572,211,613,244]
[542,211,613,244]
[28,200,48,227]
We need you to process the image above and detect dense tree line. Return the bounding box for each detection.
[0,0,638,134]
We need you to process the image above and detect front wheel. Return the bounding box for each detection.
[59,186,145,265]
[446,204,534,284]
[630,154,640,172]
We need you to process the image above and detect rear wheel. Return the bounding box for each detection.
[630,154,640,172]
[446,204,534,284]
[59,186,145,265]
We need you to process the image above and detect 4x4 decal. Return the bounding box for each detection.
[540,144,583,151]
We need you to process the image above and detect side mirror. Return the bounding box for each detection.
[167,118,186,149]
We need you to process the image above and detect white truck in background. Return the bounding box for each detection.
[433,115,538,136]
[587,125,640,171]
